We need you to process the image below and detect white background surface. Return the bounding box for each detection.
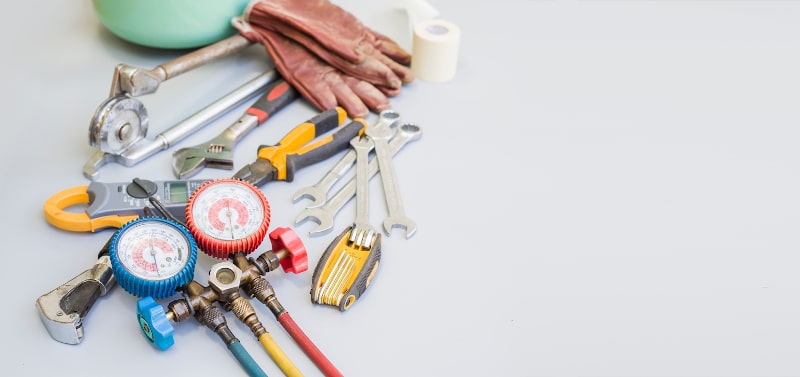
[4,1,800,376]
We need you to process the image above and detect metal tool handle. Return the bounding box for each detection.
[113,35,253,97]
[154,35,252,81]
[227,80,299,143]
[158,70,278,147]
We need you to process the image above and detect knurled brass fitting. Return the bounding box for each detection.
[196,304,237,346]
[226,295,266,338]
[244,275,275,304]
[197,304,226,331]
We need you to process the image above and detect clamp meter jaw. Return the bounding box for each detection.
[44,178,208,233]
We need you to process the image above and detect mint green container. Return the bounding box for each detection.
[92,0,250,49]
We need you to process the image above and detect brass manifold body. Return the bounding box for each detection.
[162,250,289,341]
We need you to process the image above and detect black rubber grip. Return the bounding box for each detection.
[284,118,366,182]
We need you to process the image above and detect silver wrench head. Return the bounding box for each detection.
[295,207,335,236]
[380,122,421,239]
[292,186,327,208]
[374,109,401,130]
[349,135,374,150]
[395,123,423,143]
[383,217,417,239]
[171,145,233,179]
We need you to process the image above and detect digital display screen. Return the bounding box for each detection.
[167,182,188,203]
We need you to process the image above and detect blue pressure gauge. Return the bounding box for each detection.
[109,217,198,299]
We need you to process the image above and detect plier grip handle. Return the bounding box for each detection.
[234,107,367,186]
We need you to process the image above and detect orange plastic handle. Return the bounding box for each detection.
[43,185,138,232]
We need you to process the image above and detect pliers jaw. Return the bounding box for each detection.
[232,159,278,187]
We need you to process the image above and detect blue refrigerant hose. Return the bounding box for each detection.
[229,340,268,377]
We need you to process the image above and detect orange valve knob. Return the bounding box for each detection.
[185,179,271,259]
[269,227,308,274]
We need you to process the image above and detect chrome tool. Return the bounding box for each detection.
[171,79,299,179]
[84,70,277,180]
[36,250,115,344]
[295,123,422,236]
[365,120,416,238]
[292,110,400,208]
[310,134,381,311]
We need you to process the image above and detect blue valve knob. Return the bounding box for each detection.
[137,296,174,350]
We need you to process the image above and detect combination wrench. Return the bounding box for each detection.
[295,123,422,236]
[291,110,401,208]
[365,121,416,239]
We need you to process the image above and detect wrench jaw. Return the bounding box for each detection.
[291,187,327,209]
[295,208,335,237]
[383,217,417,239]
[171,148,234,179]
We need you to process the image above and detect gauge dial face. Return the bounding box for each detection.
[114,220,191,280]
[189,181,267,241]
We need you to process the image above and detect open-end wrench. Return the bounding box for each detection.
[291,110,400,208]
[366,122,416,239]
[310,135,381,311]
[350,136,376,233]
[295,123,422,236]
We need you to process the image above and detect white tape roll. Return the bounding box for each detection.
[411,19,461,83]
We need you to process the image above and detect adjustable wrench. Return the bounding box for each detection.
[295,123,422,236]
[171,79,299,179]
[292,110,400,208]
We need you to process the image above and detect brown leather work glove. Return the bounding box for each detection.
[245,0,414,90]
[234,18,395,118]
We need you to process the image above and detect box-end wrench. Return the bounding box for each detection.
[295,123,422,236]
[365,123,416,239]
[291,110,401,208]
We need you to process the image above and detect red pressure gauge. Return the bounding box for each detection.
[185,178,270,258]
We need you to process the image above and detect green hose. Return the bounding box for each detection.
[228,340,268,377]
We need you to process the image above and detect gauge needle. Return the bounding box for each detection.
[226,200,235,240]
[149,240,160,275]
